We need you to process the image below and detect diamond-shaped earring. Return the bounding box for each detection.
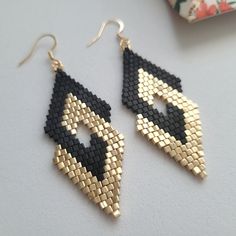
[18,34,125,218]
[88,18,207,179]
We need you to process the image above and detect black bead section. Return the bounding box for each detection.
[122,48,187,144]
[45,69,111,181]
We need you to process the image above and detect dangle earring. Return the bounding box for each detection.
[19,34,124,217]
[88,19,207,179]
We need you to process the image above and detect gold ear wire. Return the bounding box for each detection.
[87,18,131,50]
[18,33,64,71]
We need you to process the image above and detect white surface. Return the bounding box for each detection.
[1,1,236,235]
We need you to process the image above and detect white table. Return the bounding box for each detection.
[0,1,236,235]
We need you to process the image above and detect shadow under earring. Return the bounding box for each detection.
[19,34,124,217]
[89,19,207,179]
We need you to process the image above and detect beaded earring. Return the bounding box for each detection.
[19,34,125,217]
[88,19,207,179]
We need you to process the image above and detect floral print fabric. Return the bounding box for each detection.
[168,0,236,22]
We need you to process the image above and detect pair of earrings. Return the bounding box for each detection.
[19,18,207,218]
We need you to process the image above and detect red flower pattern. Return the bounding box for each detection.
[196,1,217,19]
[169,0,236,22]
[196,0,235,20]
[219,0,234,12]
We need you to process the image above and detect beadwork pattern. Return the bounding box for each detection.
[122,48,206,178]
[45,69,124,217]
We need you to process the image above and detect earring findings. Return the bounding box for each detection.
[18,33,64,71]
[19,34,125,218]
[87,18,131,50]
[88,18,207,179]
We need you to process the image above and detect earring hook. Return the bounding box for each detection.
[87,18,131,50]
[18,33,63,71]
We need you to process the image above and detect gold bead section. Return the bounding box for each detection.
[137,68,207,179]
[54,93,124,217]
